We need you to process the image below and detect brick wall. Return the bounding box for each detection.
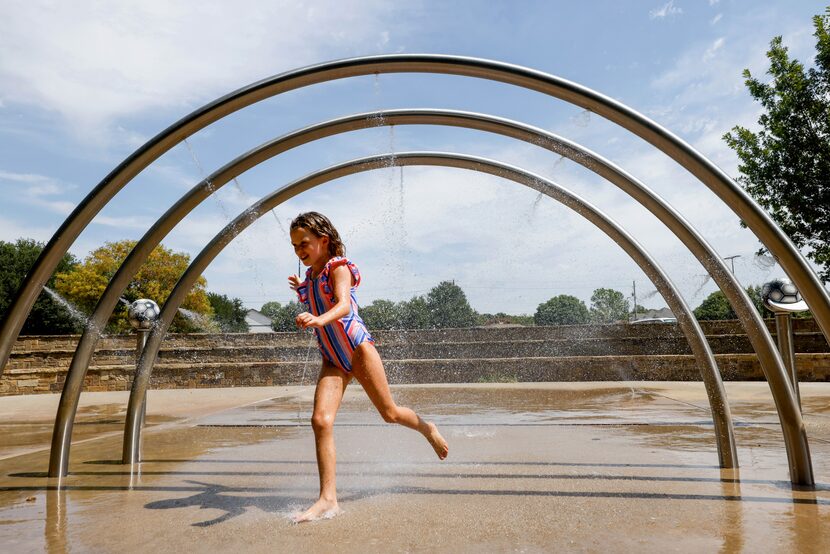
[1,318,827,395]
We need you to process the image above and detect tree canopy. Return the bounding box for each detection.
[360,299,402,330]
[589,288,630,324]
[0,239,81,335]
[693,290,734,321]
[261,300,305,332]
[477,312,534,326]
[534,294,589,326]
[723,8,830,281]
[399,296,432,329]
[208,292,249,333]
[693,285,775,320]
[54,240,212,332]
[425,281,478,328]
[315,281,478,330]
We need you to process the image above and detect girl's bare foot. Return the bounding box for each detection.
[425,422,449,460]
[292,498,343,523]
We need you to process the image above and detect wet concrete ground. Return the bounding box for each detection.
[1,382,830,552]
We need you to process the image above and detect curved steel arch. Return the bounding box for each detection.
[46,109,805,483]
[3,54,829,385]
[120,152,741,477]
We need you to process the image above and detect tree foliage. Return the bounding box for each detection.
[477,312,534,326]
[360,299,402,330]
[54,240,212,333]
[693,290,734,321]
[0,239,81,335]
[208,292,249,333]
[425,281,478,328]
[358,282,478,330]
[534,295,590,326]
[693,285,776,320]
[723,8,830,281]
[589,288,630,324]
[399,296,432,329]
[261,300,305,332]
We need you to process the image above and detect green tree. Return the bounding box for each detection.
[261,300,304,332]
[534,295,589,326]
[208,292,249,332]
[361,299,402,330]
[723,8,830,281]
[425,281,478,328]
[54,240,212,332]
[477,312,534,326]
[693,290,734,320]
[589,288,629,324]
[399,296,431,329]
[745,285,767,316]
[694,285,775,320]
[632,304,647,319]
[0,239,81,335]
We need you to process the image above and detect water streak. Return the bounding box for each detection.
[295,331,316,426]
[177,307,214,332]
[181,138,285,308]
[528,155,566,223]
[44,286,100,334]
[640,289,660,301]
[753,253,776,271]
[692,274,712,298]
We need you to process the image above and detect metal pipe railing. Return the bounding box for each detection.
[120,152,741,472]
[49,110,749,476]
[5,55,829,386]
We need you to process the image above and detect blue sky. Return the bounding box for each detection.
[0,1,827,315]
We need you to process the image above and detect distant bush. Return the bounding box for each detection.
[534,295,589,326]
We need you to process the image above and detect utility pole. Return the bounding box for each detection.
[723,254,741,274]
[631,280,637,322]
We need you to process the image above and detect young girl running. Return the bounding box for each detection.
[287,212,448,523]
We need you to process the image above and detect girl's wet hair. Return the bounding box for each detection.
[290,212,345,257]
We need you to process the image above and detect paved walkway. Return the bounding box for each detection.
[1,382,830,552]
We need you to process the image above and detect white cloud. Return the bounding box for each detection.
[649,1,683,20]
[0,215,57,243]
[703,37,726,62]
[711,13,723,25]
[92,215,155,229]
[0,170,77,214]
[649,17,817,152]
[155,123,798,314]
[0,0,401,141]
[378,30,391,49]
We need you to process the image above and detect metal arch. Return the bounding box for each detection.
[46,109,806,483]
[3,54,829,384]
[47,110,746,478]
[119,152,738,472]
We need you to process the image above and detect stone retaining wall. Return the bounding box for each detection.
[1,318,827,395]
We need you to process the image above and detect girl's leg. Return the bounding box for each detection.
[294,362,351,523]
[351,342,448,459]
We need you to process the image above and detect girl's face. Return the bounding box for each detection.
[290,227,330,269]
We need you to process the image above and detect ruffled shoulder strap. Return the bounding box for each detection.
[322,256,361,288]
[295,267,313,304]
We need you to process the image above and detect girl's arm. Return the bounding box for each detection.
[295,264,353,328]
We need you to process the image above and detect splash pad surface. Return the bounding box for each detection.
[2,383,830,552]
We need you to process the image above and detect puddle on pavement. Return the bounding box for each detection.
[207,386,710,428]
[0,402,182,460]
[2,385,830,552]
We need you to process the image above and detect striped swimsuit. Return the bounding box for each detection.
[295,257,374,372]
